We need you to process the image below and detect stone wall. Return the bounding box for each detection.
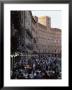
[32,16,61,55]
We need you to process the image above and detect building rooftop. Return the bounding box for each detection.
[51,28,61,32]
[38,16,51,19]
[38,22,47,29]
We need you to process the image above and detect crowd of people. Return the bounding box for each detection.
[11,54,61,79]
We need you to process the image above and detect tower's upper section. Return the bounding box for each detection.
[38,16,51,29]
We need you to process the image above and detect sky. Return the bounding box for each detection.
[32,10,61,29]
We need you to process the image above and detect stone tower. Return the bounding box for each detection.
[38,16,51,29]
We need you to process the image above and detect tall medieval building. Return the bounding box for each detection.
[11,11,61,57]
[32,16,61,56]
[11,11,33,55]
